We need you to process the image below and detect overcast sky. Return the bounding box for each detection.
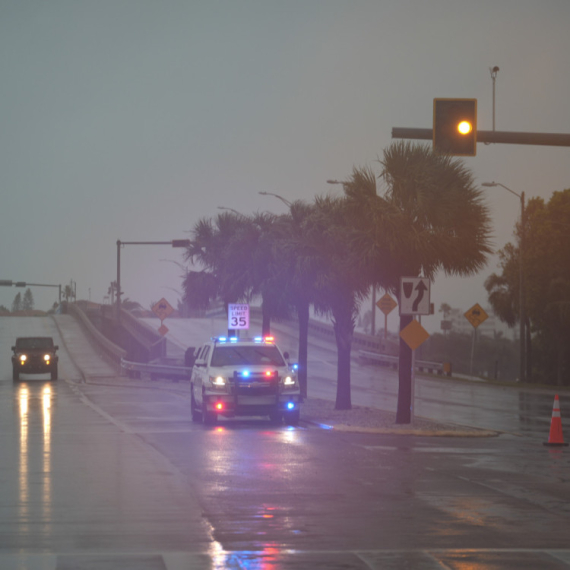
[1,0,569,333]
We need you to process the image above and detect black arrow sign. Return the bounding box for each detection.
[412,280,428,312]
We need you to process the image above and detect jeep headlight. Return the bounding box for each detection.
[44,354,51,362]
[20,354,27,363]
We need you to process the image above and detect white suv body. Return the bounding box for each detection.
[189,336,301,425]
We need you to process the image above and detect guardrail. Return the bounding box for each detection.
[358,350,450,375]
[120,358,192,381]
[119,309,166,361]
[249,306,399,354]
[67,302,127,367]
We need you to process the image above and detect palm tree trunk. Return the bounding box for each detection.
[333,305,354,410]
[297,299,310,399]
[261,300,271,336]
[525,315,532,382]
[396,314,413,424]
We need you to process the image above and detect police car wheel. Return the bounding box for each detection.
[203,410,217,425]
[191,387,202,422]
[268,410,282,425]
[283,410,300,426]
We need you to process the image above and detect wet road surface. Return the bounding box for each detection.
[1,316,569,569]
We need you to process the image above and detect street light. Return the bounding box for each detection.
[482,181,526,382]
[116,239,190,322]
[258,192,292,208]
[217,206,247,216]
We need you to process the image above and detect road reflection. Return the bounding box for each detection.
[204,424,304,566]
[17,382,54,537]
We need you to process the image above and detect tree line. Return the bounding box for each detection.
[486,188,570,386]
[180,142,492,421]
[0,288,35,313]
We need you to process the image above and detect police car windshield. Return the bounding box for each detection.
[211,345,285,367]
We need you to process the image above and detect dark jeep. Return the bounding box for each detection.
[11,337,59,381]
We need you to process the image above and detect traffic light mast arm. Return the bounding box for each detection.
[392,127,570,147]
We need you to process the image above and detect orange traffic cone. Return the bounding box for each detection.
[543,395,569,447]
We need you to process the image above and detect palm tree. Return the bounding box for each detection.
[287,195,371,409]
[342,142,492,422]
[185,210,290,334]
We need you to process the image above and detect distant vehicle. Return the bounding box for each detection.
[188,336,301,426]
[11,337,59,381]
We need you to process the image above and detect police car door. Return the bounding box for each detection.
[192,345,210,406]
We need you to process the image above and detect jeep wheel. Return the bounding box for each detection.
[191,386,202,423]
[12,367,19,382]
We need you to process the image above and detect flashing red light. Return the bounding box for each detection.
[265,370,273,377]
[215,402,224,411]
[264,336,275,343]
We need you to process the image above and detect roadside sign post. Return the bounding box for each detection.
[376,293,398,339]
[152,297,174,336]
[464,303,489,375]
[228,304,249,337]
[399,277,431,421]
[399,319,430,421]
[399,277,431,316]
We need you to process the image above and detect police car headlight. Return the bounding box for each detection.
[283,376,296,386]
[210,376,227,388]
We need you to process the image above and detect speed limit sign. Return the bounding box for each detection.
[228,304,249,330]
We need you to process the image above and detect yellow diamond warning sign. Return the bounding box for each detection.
[152,297,174,321]
[464,303,488,329]
[376,293,397,315]
[399,319,430,351]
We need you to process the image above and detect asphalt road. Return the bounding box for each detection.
[1,315,569,569]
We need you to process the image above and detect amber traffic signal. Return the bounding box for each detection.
[433,98,477,156]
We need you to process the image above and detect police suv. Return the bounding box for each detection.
[188,336,301,425]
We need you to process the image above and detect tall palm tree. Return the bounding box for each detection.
[185,210,291,335]
[343,142,492,422]
[289,195,371,409]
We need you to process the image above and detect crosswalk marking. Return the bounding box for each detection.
[1,550,570,569]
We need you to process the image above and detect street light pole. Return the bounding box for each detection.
[115,239,190,323]
[258,191,292,208]
[482,181,526,382]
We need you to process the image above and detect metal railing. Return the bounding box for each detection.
[120,358,192,381]
[358,350,449,375]
[67,302,127,367]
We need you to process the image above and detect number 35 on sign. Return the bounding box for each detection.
[228,304,249,330]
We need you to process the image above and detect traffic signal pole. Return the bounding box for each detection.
[115,239,190,323]
[392,127,570,147]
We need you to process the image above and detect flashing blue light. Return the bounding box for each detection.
[254,337,263,343]
[242,370,251,378]
[287,402,295,410]
[230,337,238,343]
[218,337,227,342]
[293,364,299,370]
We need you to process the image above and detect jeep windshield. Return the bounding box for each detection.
[15,337,54,350]
[210,345,285,367]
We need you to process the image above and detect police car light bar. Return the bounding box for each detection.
[212,336,277,344]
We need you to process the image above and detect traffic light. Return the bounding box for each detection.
[433,98,477,156]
